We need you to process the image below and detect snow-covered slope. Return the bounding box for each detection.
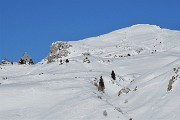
[1,24,180,120]
[43,24,180,63]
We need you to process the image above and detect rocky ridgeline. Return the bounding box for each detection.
[47,42,72,63]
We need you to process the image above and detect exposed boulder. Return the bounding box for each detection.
[118,87,130,96]
[83,57,90,63]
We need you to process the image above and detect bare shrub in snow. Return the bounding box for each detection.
[59,59,63,65]
[65,59,69,63]
[135,48,143,54]
[98,76,105,92]
[103,110,108,116]
[133,86,138,91]
[111,70,116,80]
[97,95,102,99]
[124,99,128,103]
[2,77,7,80]
[82,52,91,56]
[127,53,131,56]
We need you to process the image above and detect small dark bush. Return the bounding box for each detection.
[111,70,116,80]
[65,59,69,63]
[98,76,105,92]
[103,110,108,116]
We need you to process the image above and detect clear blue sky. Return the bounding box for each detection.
[0,0,180,63]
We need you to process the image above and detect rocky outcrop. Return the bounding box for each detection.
[47,42,72,63]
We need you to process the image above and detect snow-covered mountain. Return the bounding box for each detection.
[1,24,180,120]
[43,24,180,62]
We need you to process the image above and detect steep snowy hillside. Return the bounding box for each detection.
[1,24,180,120]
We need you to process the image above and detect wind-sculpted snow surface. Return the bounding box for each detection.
[1,24,180,120]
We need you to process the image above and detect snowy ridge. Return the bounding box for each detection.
[1,24,180,120]
[43,24,180,63]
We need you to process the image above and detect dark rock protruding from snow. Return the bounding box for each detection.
[83,57,90,63]
[18,52,34,65]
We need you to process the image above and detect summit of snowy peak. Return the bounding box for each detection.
[129,24,161,29]
[79,24,163,42]
[110,24,161,33]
